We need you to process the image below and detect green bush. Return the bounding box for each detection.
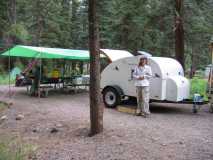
[190,77,208,101]
[0,74,15,85]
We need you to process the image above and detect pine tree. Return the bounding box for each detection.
[175,0,185,68]
[88,0,103,135]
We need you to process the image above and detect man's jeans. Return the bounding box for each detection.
[136,86,150,114]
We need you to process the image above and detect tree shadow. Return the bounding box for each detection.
[122,98,194,114]
[150,104,191,114]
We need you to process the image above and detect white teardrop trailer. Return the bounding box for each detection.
[100,49,205,113]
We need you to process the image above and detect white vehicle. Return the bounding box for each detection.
[100,49,190,107]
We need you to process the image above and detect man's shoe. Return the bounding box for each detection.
[144,112,151,117]
[141,113,147,118]
[135,113,141,116]
[146,112,151,115]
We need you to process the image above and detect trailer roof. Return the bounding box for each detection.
[100,49,133,62]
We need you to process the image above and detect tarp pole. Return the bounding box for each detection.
[38,50,42,101]
[8,46,11,98]
[209,46,213,96]
[63,59,66,88]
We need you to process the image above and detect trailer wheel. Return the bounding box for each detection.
[103,87,121,108]
[210,103,213,113]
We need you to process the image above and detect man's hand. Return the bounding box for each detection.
[138,76,144,80]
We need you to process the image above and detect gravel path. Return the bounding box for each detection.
[0,86,213,160]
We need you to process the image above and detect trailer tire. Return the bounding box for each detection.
[210,103,213,113]
[103,87,121,108]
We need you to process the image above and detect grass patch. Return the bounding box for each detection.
[190,77,208,101]
[0,74,15,85]
[0,136,37,160]
[0,102,7,112]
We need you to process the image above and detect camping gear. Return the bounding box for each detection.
[15,74,32,87]
[72,77,83,85]
[10,67,21,80]
[82,75,90,85]
[192,93,204,113]
[0,45,100,98]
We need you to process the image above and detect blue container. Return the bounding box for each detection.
[193,94,203,103]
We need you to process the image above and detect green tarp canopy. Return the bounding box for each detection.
[1,45,92,60]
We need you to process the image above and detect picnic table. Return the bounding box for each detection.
[26,76,90,97]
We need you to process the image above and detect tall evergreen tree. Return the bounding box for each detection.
[175,0,185,68]
[59,0,72,48]
[88,0,103,135]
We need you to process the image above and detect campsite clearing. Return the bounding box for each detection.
[0,86,213,160]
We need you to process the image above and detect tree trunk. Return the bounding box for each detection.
[71,0,79,47]
[61,0,71,48]
[121,14,130,50]
[4,0,16,47]
[175,0,184,68]
[35,0,43,46]
[88,0,103,136]
[190,46,195,78]
[8,0,16,24]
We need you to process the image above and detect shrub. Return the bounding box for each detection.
[0,74,15,85]
[190,77,208,101]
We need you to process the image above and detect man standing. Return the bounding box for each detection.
[133,56,152,117]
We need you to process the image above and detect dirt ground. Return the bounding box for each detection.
[0,86,213,160]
